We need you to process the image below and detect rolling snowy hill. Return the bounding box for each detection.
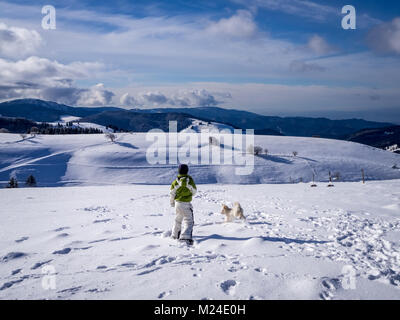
[1,132,399,187]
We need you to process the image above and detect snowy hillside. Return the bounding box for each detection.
[1,132,400,187]
[48,116,113,133]
[1,181,400,299]
[182,119,235,133]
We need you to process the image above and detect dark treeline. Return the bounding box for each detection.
[0,117,103,134]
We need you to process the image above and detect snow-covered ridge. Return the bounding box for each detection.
[1,132,400,187]
[47,115,113,133]
[181,119,235,133]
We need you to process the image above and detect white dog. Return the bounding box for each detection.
[221,202,245,222]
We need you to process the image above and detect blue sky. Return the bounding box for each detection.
[0,0,399,122]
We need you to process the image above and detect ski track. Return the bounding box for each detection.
[0,183,400,299]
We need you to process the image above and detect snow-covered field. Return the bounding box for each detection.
[1,132,400,300]
[1,181,400,300]
[1,132,399,187]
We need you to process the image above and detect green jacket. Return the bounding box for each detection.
[170,174,197,203]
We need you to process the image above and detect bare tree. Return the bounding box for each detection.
[254,146,263,155]
[105,132,116,142]
[264,148,269,155]
[30,127,39,137]
[209,136,219,146]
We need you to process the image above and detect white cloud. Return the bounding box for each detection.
[0,23,42,58]
[367,18,400,55]
[307,35,336,55]
[119,89,225,108]
[0,55,113,106]
[120,93,140,107]
[171,89,221,107]
[206,10,257,39]
[0,56,103,87]
[76,83,115,106]
[142,91,169,105]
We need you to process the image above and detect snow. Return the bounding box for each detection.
[1,180,400,299]
[182,119,235,133]
[1,132,400,299]
[48,116,112,133]
[1,132,400,187]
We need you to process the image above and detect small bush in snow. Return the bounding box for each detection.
[30,127,39,134]
[20,133,27,140]
[246,144,263,155]
[105,132,116,142]
[0,128,9,133]
[6,177,18,188]
[264,148,269,155]
[26,175,37,187]
[292,151,298,157]
[254,146,263,155]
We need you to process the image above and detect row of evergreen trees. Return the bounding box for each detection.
[30,125,103,135]
[6,175,36,188]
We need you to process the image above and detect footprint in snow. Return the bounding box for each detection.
[96,265,107,270]
[93,219,112,224]
[31,260,53,270]
[319,277,341,300]
[56,233,69,238]
[1,252,27,262]
[158,290,171,299]
[57,286,82,296]
[220,280,237,295]
[15,236,29,243]
[52,248,71,255]
[54,227,70,232]
[11,269,22,275]
[0,276,29,291]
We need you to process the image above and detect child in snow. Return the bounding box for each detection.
[170,164,197,244]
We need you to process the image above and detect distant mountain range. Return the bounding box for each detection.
[81,110,207,132]
[132,106,393,139]
[0,99,395,143]
[0,99,121,122]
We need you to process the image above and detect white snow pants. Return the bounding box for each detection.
[172,201,194,240]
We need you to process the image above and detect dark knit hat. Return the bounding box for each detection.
[178,164,189,175]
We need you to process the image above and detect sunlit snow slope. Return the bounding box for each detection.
[1,132,400,186]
